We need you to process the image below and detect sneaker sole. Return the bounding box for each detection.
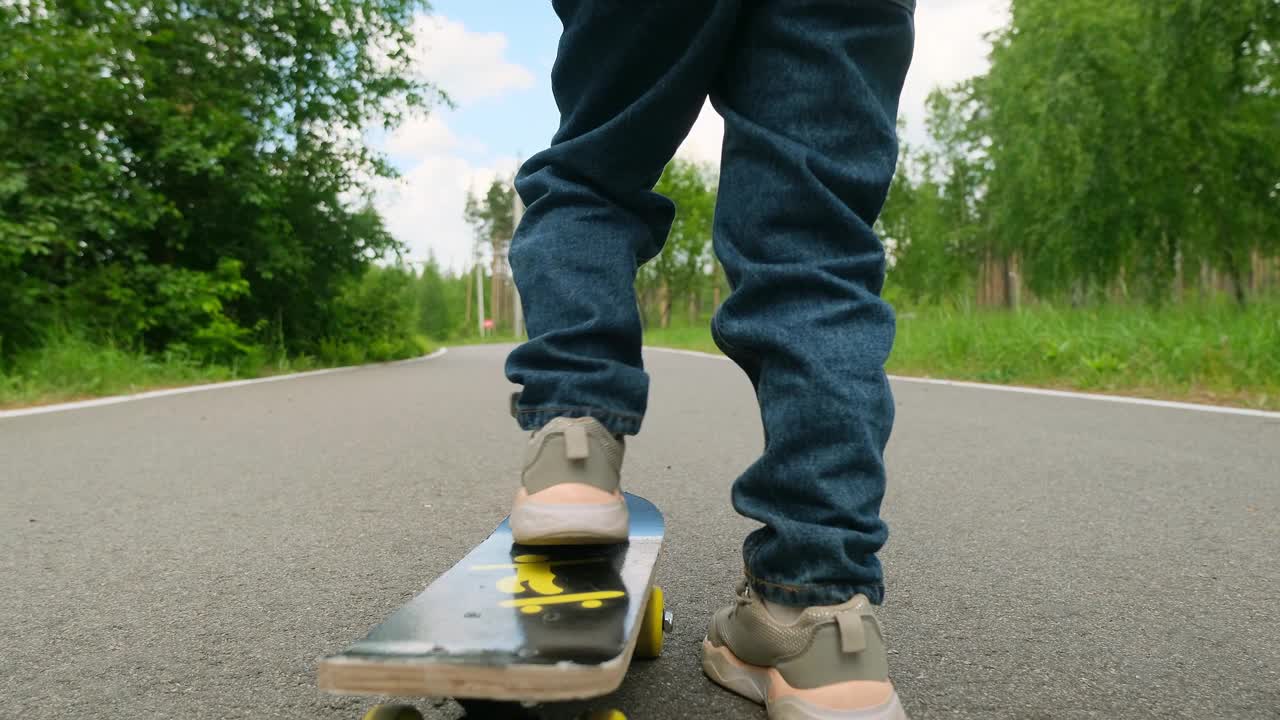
[702,639,908,720]
[510,497,629,545]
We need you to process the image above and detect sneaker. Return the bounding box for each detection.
[509,416,629,545]
[702,580,908,720]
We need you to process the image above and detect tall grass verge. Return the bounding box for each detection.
[642,299,1280,410]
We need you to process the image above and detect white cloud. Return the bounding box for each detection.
[901,0,1008,144]
[374,153,518,272]
[373,15,533,272]
[676,100,724,167]
[384,114,457,157]
[406,15,535,105]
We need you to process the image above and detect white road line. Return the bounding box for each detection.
[643,345,1280,419]
[0,348,448,420]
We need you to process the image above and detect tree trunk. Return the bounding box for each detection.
[712,261,723,310]
[1222,245,1248,307]
[687,290,699,325]
[1249,248,1266,296]
[977,249,990,306]
[1229,266,1248,307]
[659,283,671,329]
[1070,279,1084,308]
[637,288,650,329]
[978,249,1014,308]
[489,241,503,327]
[1173,247,1184,304]
[1007,253,1022,309]
[1112,263,1128,303]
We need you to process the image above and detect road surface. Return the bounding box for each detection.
[3,344,1277,719]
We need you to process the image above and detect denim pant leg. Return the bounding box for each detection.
[709,0,916,606]
[505,1,740,436]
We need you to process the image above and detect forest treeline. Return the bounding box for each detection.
[1,0,441,368]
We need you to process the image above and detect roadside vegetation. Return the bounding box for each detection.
[644,299,1280,411]
[0,1,441,407]
[2,1,1276,409]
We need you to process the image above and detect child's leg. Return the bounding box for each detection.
[505,1,740,437]
[505,2,741,544]
[701,2,915,717]
[712,0,915,609]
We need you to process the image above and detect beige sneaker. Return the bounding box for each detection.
[702,580,908,720]
[510,416,628,545]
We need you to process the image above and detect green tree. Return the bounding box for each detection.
[1141,0,1280,304]
[639,159,717,327]
[0,0,444,360]
[464,179,516,249]
[417,256,453,341]
[881,96,983,305]
[877,0,1280,307]
[464,178,516,330]
[324,265,422,363]
[975,0,1278,303]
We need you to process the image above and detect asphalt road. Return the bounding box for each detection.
[3,344,1278,719]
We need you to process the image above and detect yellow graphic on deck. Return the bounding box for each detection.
[471,554,564,595]
[501,591,626,615]
[471,554,625,614]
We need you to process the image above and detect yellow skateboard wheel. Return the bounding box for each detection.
[582,710,627,720]
[361,704,423,720]
[634,585,665,659]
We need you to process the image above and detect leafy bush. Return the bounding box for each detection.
[319,266,426,364]
[64,258,259,363]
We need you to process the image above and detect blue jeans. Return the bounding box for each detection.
[506,0,915,606]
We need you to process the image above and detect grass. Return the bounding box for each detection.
[0,332,434,410]
[0,335,253,408]
[448,332,524,346]
[7,301,1276,412]
[643,299,1280,411]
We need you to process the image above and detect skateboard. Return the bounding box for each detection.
[318,493,668,720]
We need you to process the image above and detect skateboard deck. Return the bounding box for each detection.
[318,493,666,705]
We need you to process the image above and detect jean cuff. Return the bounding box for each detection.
[513,404,643,436]
[745,566,886,607]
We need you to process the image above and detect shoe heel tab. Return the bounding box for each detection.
[564,423,590,460]
[835,610,868,653]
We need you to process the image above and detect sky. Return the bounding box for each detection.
[373,1,1010,272]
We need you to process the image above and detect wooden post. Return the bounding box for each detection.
[1250,248,1266,297]
[712,260,723,311]
[489,236,502,329]
[976,250,986,307]
[475,242,486,337]
[464,258,473,327]
[1173,248,1184,304]
[1008,253,1021,310]
[512,184,525,339]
